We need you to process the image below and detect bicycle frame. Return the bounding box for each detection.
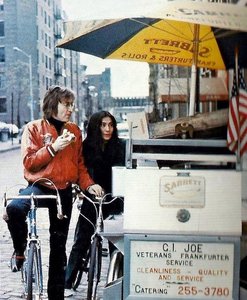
[2,178,64,299]
[24,193,44,298]
[71,188,123,300]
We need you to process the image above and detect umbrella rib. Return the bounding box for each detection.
[199,29,215,43]
[203,29,240,42]
[129,18,192,42]
[162,19,194,41]
[188,26,237,43]
[134,18,238,45]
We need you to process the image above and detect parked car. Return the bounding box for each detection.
[0,122,19,141]
[117,122,129,139]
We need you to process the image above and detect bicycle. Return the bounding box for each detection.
[2,178,64,300]
[70,187,123,300]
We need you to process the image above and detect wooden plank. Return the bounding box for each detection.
[149,108,228,138]
[132,152,236,163]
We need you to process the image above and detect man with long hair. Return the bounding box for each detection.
[5,86,103,300]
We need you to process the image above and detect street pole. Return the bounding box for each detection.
[28,54,34,121]
[13,47,34,121]
[11,93,14,145]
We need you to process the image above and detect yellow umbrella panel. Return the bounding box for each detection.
[108,19,225,70]
[57,17,230,115]
[58,18,226,70]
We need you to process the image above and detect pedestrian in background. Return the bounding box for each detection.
[18,120,28,144]
[65,111,125,292]
[5,86,103,300]
[83,118,88,135]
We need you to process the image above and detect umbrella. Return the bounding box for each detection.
[57,3,247,115]
[58,18,226,69]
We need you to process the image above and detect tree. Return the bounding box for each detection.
[148,64,160,123]
[6,60,31,127]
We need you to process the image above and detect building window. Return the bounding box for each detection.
[45,55,48,68]
[45,33,48,47]
[0,0,4,12]
[46,77,49,90]
[35,1,38,16]
[0,97,6,113]
[44,11,47,24]
[0,21,4,37]
[48,15,51,28]
[0,47,5,62]
[0,72,5,88]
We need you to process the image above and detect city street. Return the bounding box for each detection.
[1,144,246,300]
[0,148,109,300]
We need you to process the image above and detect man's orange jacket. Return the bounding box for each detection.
[21,119,94,190]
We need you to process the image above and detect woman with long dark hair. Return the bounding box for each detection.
[65,111,125,292]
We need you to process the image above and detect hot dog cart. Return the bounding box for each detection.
[108,138,242,300]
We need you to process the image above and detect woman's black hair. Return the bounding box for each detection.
[83,111,125,193]
[83,111,121,164]
[85,111,118,146]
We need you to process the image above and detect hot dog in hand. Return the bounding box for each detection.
[62,129,75,142]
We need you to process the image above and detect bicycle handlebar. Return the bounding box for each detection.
[77,189,121,205]
[73,186,124,232]
[2,192,64,221]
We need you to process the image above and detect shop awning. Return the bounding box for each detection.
[158,77,229,103]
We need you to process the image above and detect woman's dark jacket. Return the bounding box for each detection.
[83,138,125,194]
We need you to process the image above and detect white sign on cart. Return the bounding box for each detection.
[130,240,234,298]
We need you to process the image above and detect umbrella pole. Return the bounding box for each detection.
[189,24,200,116]
[189,64,197,116]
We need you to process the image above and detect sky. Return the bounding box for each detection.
[61,0,149,97]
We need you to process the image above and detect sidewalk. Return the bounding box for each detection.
[0,138,21,153]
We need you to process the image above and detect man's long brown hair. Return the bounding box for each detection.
[42,86,75,119]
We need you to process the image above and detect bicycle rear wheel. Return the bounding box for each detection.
[87,236,102,300]
[25,242,43,300]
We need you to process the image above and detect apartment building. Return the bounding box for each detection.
[0,0,81,127]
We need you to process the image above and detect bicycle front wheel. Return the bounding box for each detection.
[25,242,43,300]
[72,252,90,291]
[87,236,102,300]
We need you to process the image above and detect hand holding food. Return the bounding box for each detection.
[52,129,75,152]
[61,129,75,141]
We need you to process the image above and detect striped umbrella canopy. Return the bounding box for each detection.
[57,17,247,115]
[57,0,247,69]
[59,18,227,69]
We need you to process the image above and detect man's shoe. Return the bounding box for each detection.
[64,289,74,298]
[10,251,25,272]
